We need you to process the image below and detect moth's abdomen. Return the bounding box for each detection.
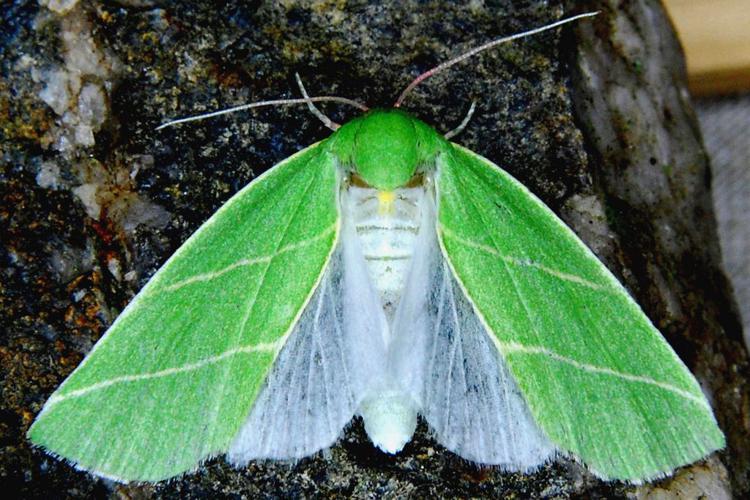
[346,185,424,324]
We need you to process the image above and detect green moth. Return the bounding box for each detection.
[28,13,723,484]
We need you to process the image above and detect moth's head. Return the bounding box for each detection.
[332,108,442,191]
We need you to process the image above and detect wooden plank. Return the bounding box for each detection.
[664,0,750,95]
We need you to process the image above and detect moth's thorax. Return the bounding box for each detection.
[346,184,424,323]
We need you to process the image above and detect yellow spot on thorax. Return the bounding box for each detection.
[377,191,396,215]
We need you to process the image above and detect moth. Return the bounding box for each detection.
[28,13,723,483]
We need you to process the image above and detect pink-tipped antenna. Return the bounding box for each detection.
[394,11,599,108]
[156,95,368,131]
[295,73,348,131]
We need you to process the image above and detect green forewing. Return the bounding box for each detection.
[436,144,723,481]
[28,142,339,481]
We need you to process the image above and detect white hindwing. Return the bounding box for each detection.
[391,189,556,469]
[228,200,389,462]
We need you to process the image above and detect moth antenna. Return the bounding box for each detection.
[444,100,477,139]
[156,96,369,131]
[394,11,599,107]
[295,73,343,131]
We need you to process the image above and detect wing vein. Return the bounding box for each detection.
[161,222,337,292]
[451,278,472,449]
[46,340,282,407]
[307,276,330,448]
[499,341,707,408]
[439,223,609,292]
[424,256,449,416]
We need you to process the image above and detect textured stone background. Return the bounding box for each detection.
[696,95,750,350]
[1,0,748,498]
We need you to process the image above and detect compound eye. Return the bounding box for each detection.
[349,172,370,187]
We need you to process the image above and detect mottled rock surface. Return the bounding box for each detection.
[1,0,747,498]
